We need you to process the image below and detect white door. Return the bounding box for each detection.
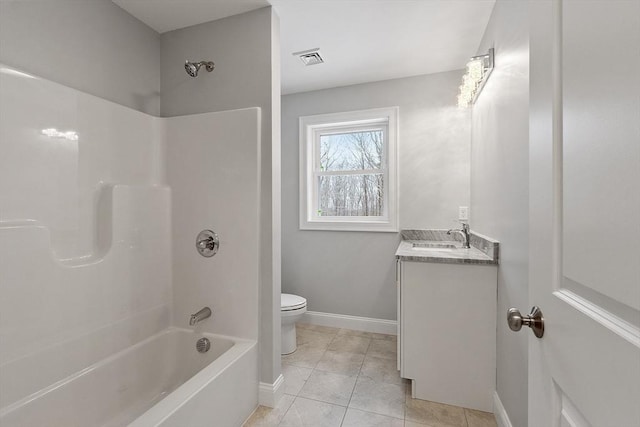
[528,0,640,426]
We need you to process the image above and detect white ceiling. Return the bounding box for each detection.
[112,0,271,33]
[113,0,496,95]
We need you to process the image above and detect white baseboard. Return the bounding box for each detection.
[301,311,397,335]
[493,391,514,427]
[258,374,284,408]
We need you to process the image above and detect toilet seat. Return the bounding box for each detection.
[281,293,306,311]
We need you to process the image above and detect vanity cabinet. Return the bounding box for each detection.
[397,259,497,412]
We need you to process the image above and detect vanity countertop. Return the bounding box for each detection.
[395,229,499,265]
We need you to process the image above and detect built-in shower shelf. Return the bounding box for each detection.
[0,185,171,267]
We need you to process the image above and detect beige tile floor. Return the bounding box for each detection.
[244,324,497,427]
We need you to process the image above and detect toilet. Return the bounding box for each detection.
[281,293,307,355]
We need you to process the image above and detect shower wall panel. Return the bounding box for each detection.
[165,108,260,341]
[0,65,171,410]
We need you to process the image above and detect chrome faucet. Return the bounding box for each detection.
[447,223,471,249]
[189,307,212,326]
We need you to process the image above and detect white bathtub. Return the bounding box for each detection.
[0,328,258,427]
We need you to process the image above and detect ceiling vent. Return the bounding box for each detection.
[293,48,324,66]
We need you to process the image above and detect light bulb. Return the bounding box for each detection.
[467,59,484,80]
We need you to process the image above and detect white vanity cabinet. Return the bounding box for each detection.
[398,259,497,412]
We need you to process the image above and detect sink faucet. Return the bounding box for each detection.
[189,307,212,326]
[447,223,471,249]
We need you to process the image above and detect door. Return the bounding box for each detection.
[529,0,640,426]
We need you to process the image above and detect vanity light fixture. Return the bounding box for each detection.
[457,48,494,108]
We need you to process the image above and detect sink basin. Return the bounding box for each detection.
[411,242,459,251]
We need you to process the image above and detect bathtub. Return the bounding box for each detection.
[0,328,258,427]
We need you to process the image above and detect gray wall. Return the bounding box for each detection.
[0,0,161,115]
[470,1,530,426]
[160,7,282,386]
[282,71,471,320]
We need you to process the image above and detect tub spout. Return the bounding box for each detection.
[189,307,212,326]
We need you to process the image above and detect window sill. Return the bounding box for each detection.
[299,220,399,233]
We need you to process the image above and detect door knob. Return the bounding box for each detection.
[507,306,544,338]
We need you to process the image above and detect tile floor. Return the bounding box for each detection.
[244,324,497,427]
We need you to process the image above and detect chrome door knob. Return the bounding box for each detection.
[507,306,544,338]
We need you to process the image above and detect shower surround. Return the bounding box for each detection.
[0,64,260,425]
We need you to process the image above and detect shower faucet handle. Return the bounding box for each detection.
[196,230,219,257]
[197,238,212,250]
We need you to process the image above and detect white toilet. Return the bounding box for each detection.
[281,293,307,355]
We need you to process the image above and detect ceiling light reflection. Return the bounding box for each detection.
[0,67,36,79]
[41,128,79,141]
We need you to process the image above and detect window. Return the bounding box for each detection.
[299,107,398,232]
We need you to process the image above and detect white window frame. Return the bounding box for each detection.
[299,107,399,232]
